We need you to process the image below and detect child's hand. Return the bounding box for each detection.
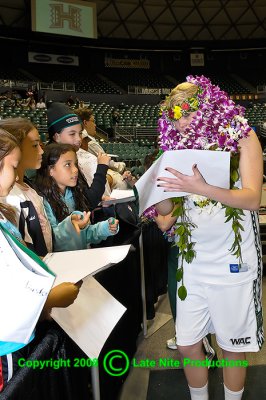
[41,281,83,318]
[122,170,133,181]
[122,170,137,187]
[97,152,111,166]
[101,195,116,207]
[50,281,82,308]
[108,217,119,233]
[71,211,91,234]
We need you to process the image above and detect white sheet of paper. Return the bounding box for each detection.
[43,245,131,286]
[110,189,135,199]
[0,229,54,343]
[107,154,119,158]
[101,189,136,205]
[135,149,230,215]
[51,277,126,359]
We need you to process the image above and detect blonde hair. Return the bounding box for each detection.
[165,82,198,109]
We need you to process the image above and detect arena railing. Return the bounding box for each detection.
[115,126,158,142]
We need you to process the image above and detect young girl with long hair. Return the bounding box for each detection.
[47,102,112,207]
[0,128,81,392]
[0,117,97,256]
[35,143,119,252]
[0,118,51,256]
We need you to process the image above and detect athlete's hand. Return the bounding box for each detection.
[157,164,207,195]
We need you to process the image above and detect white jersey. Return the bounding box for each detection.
[180,198,262,286]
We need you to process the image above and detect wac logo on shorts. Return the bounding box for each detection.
[230,337,251,345]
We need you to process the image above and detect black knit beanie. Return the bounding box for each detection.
[47,102,81,139]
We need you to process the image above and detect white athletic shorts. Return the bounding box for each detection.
[175,279,264,352]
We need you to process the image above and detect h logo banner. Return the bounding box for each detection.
[31,0,97,39]
[50,4,82,32]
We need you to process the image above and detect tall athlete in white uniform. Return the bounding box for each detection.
[154,76,263,400]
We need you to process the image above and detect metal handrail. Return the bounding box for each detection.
[115,125,158,142]
[95,126,109,141]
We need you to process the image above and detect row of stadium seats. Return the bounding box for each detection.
[0,100,265,133]
[101,142,154,166]
[87,101,266,129]
[89,102,160,129]
[204,72,251,95]
[245,103,266,126]
[238,70,266,87]
[0,63,257,95]
[102,68,174,90]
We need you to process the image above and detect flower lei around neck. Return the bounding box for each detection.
[143,75,251,300]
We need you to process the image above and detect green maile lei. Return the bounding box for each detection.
[172,152,244,301]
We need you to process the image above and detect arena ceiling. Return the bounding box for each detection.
[0,0,265,42]
[96,0,266,41]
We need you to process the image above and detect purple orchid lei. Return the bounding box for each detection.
[158,75,251,153]
[143,75,251,232]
